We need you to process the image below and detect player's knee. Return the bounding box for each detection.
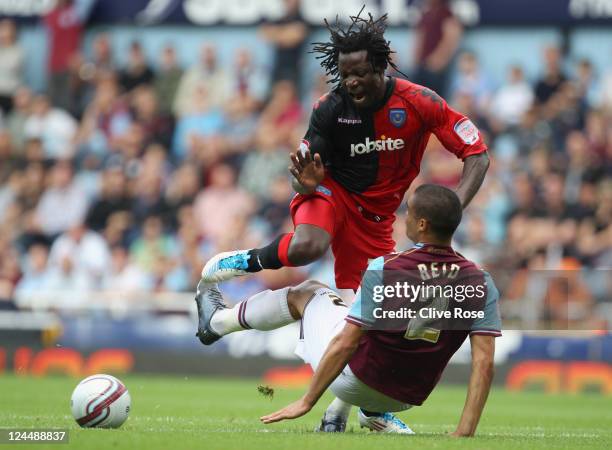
[288,234,329,265]
[287,280,328,318]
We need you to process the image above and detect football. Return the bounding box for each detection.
[70,374,131,429]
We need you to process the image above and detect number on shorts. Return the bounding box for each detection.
[328,293,347,307]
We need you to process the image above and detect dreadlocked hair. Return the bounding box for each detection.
[311,6,403,85]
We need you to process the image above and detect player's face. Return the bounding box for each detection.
[338,50,385,109]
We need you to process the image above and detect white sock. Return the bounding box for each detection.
[325,397,352,420]
[210,287,294,335]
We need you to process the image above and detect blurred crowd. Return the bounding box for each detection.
[0,4,609,328]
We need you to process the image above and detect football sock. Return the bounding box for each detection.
[325,398,352,420]
[245,233,294,272]
[210,287,294,335]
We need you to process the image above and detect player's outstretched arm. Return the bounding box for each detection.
[260,322,363,424]
[457,152,489,209]
[451,334,495,437]
[455,153,489,209]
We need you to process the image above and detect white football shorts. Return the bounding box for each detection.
[294,287,412,413]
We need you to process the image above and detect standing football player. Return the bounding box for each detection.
[197,185,501,436]
[198,10,489,431]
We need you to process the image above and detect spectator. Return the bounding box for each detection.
[90,33,114,73]
[130,215,177,272]
[601,62,612,113]
[119,41,154,93]
[14,243,50,296]
[44,0,96,111]
[534,45,567,105]
[47,222,111,289]
[5,86,32,150]
[220,95,259,157]
[0,245,21,306]
[130,85,174,148]
[86,166,131,231]
[257,176,293,234]
[165,164,201,222]
[229,48,269,107]
[102,210,132,249]
[131,168,171,225]
[412,0,463,97]
[44,251,92,293]
[194,163,254,243]
[564,130,595,203]
[173,44,229,117]
[450,51,494,114]
[490,65,534,129]
[573,58,599,108]
[34,160,89,236]
[76,74,131,158]
[238,129,290,200]
[102,245,152,293]
[175,206,206,288]
[172,86,224,160]
[0,130,16,182]
[19,162,46,211]
[584,110,608,161]
[0,19,24,113]
[153,45,183,115]
[0,166,22,223]
[258,80,302,147]
[457,213,498,266]
[150,251,190,292]
[24,94,78,159]
[259,0,308,90]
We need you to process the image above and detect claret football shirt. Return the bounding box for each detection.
[345,243,502,405]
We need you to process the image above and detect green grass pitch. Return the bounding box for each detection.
[1,374,611,449]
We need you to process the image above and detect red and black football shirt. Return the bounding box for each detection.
[303,77,487,217]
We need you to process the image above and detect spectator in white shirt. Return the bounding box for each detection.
[490,65,534,128]
[48,223,111,290]
[0,19,23,113]
[24,94,78,159]
[35,160,89,236]
[173,43,229,117]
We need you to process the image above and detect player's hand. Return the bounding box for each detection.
[260,397,313,424]
[289,149,325,195]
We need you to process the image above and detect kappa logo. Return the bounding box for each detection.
[337,117,362,125]
[389,108,407,128]
[350,136,405,157]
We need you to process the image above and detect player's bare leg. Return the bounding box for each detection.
[200,224,330,283]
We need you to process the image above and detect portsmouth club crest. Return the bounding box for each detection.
[389,108,406,128]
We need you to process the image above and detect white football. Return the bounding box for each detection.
[70,374,131,428]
